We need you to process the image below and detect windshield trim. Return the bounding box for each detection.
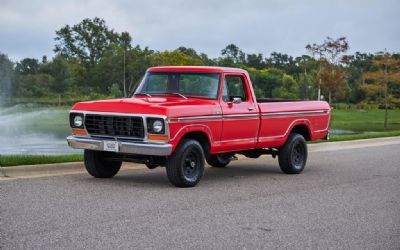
[135,92,216,100]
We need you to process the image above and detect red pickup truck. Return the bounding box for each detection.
[67,66,330,187]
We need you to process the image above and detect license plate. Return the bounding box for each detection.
[103,141,119,152]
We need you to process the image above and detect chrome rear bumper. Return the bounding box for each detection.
[66,136,172,156]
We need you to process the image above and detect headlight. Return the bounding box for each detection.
[74,116,83,127]
[152,120,163,133]
[147,118,165,134]
[70,113,84,128]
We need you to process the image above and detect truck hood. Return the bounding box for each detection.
[71,97,220,118]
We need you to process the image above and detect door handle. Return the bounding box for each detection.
[248,106,255,111]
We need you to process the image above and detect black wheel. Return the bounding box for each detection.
[278,133,307,174]
[84,150,122,178]
[166,139,205,187]
[206,153,232,168]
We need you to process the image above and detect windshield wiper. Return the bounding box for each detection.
[170,93,188,99]
[158,93,188,99]
[134,93,152,97]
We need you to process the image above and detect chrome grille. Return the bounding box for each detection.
[85,114,144,138]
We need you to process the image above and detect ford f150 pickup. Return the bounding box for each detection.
[67,66,330,187]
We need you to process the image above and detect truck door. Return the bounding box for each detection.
[219,74,260,151]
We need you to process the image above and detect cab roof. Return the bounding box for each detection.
[148,66,248,74]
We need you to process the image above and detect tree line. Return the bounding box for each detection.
[1,17,399,111]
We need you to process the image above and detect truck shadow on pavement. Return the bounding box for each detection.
[82,163,292,188]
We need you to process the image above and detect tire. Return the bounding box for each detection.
[206,154,232,168]
[84,150,122,178]
[278,133,308,174]
[166,139,205,187]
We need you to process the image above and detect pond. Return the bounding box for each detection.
[0,104,81,155]
[329,129,359,135]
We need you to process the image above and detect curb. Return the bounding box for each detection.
[0,162,145,179]
[0,162,84,179]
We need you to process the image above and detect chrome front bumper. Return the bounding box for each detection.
[66,136,172,156]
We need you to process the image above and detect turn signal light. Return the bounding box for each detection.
[72,128,88,135]
[148,134,169,141]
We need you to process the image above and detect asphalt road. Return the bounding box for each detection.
[1,139,400,249]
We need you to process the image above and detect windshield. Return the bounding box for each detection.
[134,72,221,99]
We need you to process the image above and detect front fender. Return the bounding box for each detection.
[168,124,215,154]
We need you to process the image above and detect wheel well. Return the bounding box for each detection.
[181,131,211,153]
[291,124,311,141]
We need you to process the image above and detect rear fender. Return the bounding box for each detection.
[284,119,313,142]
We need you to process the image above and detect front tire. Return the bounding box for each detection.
[166,139,205,187]
[278,133,307,174]
[84,150,122,178]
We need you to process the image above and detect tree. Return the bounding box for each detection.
[151,50,203,66]
[246,67,287,98]
[295,55,318,100]
[362,52,400,129]
[93,45,155,95]
[177,47,200,59]
[298,70,317,100]
[319,67,347,103]
[220,44,246,66]
[39,54,71,92]
[344,52,375,103]
[321,38,350,104]
[91,44,127,94]
[265,52,299,75]
[306,37,349,103]
[272,74,300,99]
[15,58,39,75]
[246,53,265,69]
[54,17,132,93]
[110,83,123,98]
[54,17,132,69]
[0,52,14,101]
[199,53,216,66]
[125,47,156,94]
[16,73,55,97]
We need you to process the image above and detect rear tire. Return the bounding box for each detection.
[278,133,307,174]
[84,150,122,178]
[166,139,205,187]
[206,154,232,168]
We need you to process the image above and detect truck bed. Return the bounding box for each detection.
[256,100,331,147]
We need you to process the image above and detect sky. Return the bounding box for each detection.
[1,0,399,61]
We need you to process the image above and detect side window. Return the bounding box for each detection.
[222,75,247,102]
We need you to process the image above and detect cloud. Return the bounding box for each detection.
[0,0,399,61]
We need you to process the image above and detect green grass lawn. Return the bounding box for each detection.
[330,109,400,132]
[0,154,83,167]
[1,109,399,167]
[323,130,400,142]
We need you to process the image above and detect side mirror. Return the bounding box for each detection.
[232,97,242,104]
